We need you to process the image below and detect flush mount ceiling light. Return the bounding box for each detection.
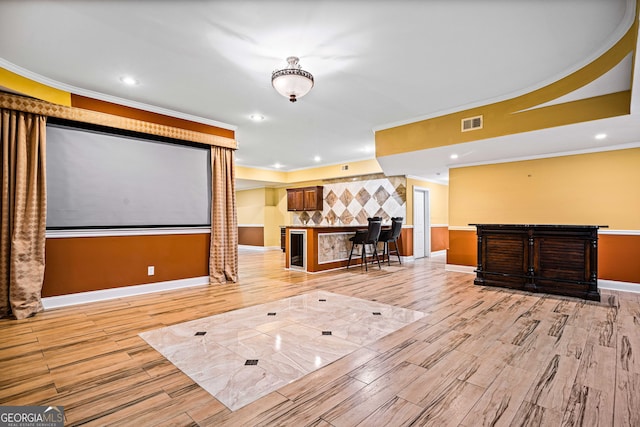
[271,56,314,103]
[595,133,607,140]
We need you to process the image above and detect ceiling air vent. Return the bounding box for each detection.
[461,115,483,132]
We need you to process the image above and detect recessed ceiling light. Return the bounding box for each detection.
[595,133,607,140]
[119,76,139,86]
[250,114,264,121]
[273,163,282,169]
[450,154,459,159]
[362,145,374,153]
[313,156,321,162]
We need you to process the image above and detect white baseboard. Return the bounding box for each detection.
[598,279,640,294]
[238,245,266,251]
[445,264,476,274]
[436,271,640,295]
[42,276,210,310]
[238,245,282,252]
[431,250,446,257]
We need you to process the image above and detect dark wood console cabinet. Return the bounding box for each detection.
[471,224,606,301]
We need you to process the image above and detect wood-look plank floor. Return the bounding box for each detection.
[1,249,638,426]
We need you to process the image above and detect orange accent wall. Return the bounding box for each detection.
[399,228,413,257]
[447,230,476,266]
[431,226,449,252]
[43,233,210,297]
[238,227,265,246]
[70,94,234,139]
[599,234,640,284]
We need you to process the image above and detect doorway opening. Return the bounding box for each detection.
[413,187,431,259]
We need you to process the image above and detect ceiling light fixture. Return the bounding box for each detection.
[250,114,264,121]
[313,156,321,162]
[272,56,314,103]
[595,133,607,140]
[450,154,459,159]
[119,76,139,86]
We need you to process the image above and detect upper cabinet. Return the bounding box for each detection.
[287,189,304,211]
[287,186,323,211]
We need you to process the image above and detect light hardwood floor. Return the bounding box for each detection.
[1,249,638,426]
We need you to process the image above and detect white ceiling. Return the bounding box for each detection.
[0,0,638,185]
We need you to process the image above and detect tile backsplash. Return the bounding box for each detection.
[293,176,406,225]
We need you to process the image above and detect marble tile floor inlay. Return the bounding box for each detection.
[139,290,424,411]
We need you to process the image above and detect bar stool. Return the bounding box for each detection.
[378,217,403,265]
[347,217,382,271]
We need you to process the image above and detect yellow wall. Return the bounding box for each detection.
[287,159,383,182]
[0,67,71,106]
[274,187,289,227]
[236,188,266,225]
[264,188,285,247]
[236,159,382,185]
[235,166,287,183]
[406,178,449,226]
[236,187,286,246]
[449,148,640,229]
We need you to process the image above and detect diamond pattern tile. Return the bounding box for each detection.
[339,210,354,225]
[325,190,338,208]
[393,183,406,205]
[299,211,311,224]
[373,186,391,205]
[326,210,338,225]
[374,207,390,221]
[356,188,371,206]
[355,209,369,224]
[291,177,407,227]
[339,189,354,207]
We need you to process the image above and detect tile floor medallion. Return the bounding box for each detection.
[139,290,425,411]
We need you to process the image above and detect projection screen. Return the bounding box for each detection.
[46,124,211,229]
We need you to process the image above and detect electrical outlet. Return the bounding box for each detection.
[148,266,155,276]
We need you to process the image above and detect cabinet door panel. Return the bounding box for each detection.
[303,189,317,211]
[287,189,303,211]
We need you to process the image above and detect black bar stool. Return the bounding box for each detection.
[378,217,403,265]
[347,217,382,271]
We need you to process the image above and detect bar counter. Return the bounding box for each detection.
[284,225,374,272]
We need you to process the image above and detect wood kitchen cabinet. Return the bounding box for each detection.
[287,189,304,211]
[287,186,323,211]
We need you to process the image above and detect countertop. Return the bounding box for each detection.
[284,224,366,228]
